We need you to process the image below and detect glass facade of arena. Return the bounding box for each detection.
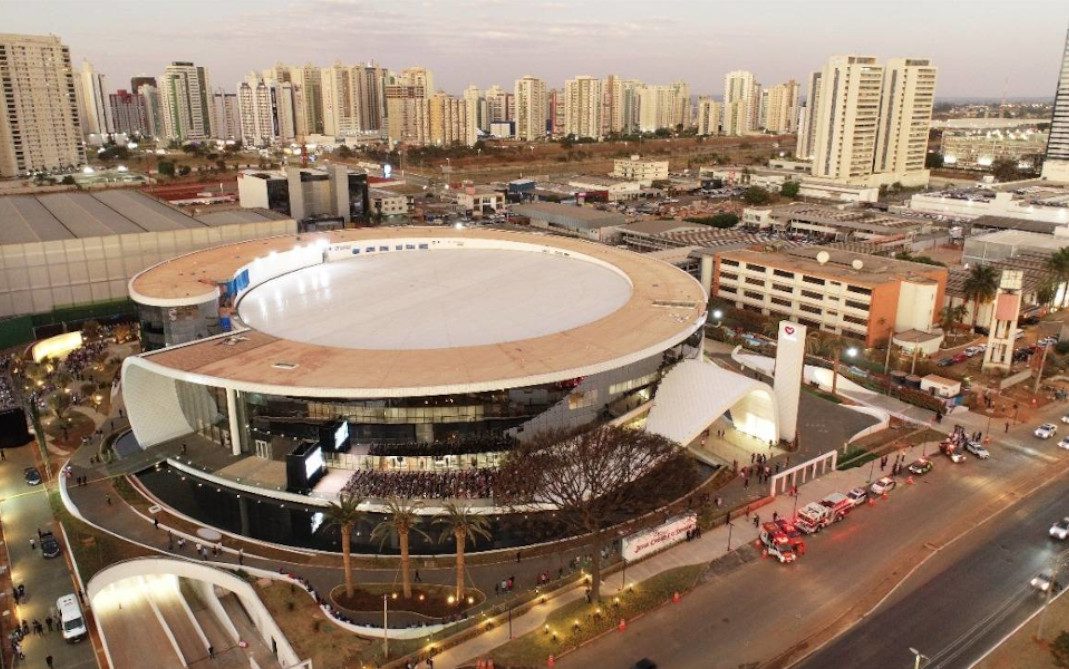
[137,299,222,351]
[173,332,702,459]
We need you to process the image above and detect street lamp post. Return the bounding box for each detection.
[909,647,929,669]
[383,594,389,660]
[726,518,734,550]
[832,346,859,396]
[712,309,723,328]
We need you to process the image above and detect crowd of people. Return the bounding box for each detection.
[366,434,515,458]
[342,468,496,500]
[62,338,110,379]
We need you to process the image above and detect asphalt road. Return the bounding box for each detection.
[794,453,1069,669]
[0,442,96,669]
[559,416,1069,669]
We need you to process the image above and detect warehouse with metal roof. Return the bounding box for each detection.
[0,189,294,318]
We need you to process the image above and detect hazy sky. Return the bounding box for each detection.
[3,0,1067,98]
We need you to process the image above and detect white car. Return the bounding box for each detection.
[1061,414,1069,425]
[1051,518,1069,540]
[846,486,869,507]
[966,441,990,459]
[1032,570,1061,593]
[1060,437,1069,450]
[870,477,897,495]
[964,346,982,357]
[1035,423,1058,439]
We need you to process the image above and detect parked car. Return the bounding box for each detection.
[964,346,983,357]
[1036,423,1059,439]
[952,352,969,364]
[946,449,966,464]
[40,531,61,559]
[1061,414,1069,425]
[965,441,990,459]
[1059,436,1069,450]
[846,486,869,507]
[908,458,934,475]
[937,357,954,367]
[1051,518,1069,540]
[870,477,897,495]
[24,467,42,486]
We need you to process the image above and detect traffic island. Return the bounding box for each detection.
[330,582,485,619]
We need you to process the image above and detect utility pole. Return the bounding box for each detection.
[383,594,389,660]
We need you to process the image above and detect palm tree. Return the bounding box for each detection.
[434,503,492,601]
[371,497,430,599]
[939,303,968,331]
[962,264,1000,332]
[1045,248,1069,308]
[325,494,365,599]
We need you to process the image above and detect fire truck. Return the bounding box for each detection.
[795,502,835,534]
[759,522,798,563]
[819,492,854,520]
[774,518,807,555]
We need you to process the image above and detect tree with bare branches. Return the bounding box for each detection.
[495,425,695,600]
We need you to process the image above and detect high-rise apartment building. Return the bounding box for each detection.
[514,75,547,141]
[291,64,323,135]
[237,74,302,146]
[763,80,800,134]
[427,92,472,146]
[385,84,427,145]
[0,33,85,176]
[463,85,487,135]
[78,60,112,135]
[564,76,603,139]
[321,63,355,135]
[872,59,937,179]
[602,74,626,135]
[696,98,722,136]
[108,89,147,136]
[353,63,387,132]
[130,76,156,93]
[211,90,240,141]
[636,85,673,133]
[795,71,822,159]
[159,61,212,142]
[484,85,512,124]
[723,70,758,135]
[1042,27,1069,183]
[809,55,935,187]
[811,55,884,182]
[547,88,565,136]
[138,84,162,140]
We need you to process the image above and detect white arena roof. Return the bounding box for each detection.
[128,227,706,398]
[237,248,632,350]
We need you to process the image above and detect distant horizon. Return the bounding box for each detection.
[1,0,1066,99]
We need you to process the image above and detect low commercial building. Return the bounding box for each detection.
[237,166,370,229]
[455,185,504,216]
[567,175,643,201]
[713,245,947,346]
[511,202,627,241]
[909,183,1069,225]
[368,188,410,217]
[796,178,879,203]
[615,220,708,251]
[612,155,670,187]
[742,203,935,249]
[941,129,1048,171]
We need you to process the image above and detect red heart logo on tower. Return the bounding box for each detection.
[784,326,795,335]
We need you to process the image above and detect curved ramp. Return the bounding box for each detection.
[646,358,778,446]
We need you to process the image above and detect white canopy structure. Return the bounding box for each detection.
[645,358,779,447]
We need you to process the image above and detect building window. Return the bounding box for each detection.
[847,285,872,296]
[802,275,826,286]
[799,304,821,314]
[721,272,739,282]
[719,286,736,295]
[721,258,740,267]
[772,283,792,293]
[745,277,764,286]
[843,315,867,325]
[771,297,791,307]
[746,263,767,273]
[744,290,763,300]
[773,269,794,279]
[801,289,823,300]
[845,299,868,311]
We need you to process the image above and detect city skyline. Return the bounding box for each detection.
[2,0,1066,99]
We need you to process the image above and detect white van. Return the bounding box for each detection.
[58,594,87,642]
